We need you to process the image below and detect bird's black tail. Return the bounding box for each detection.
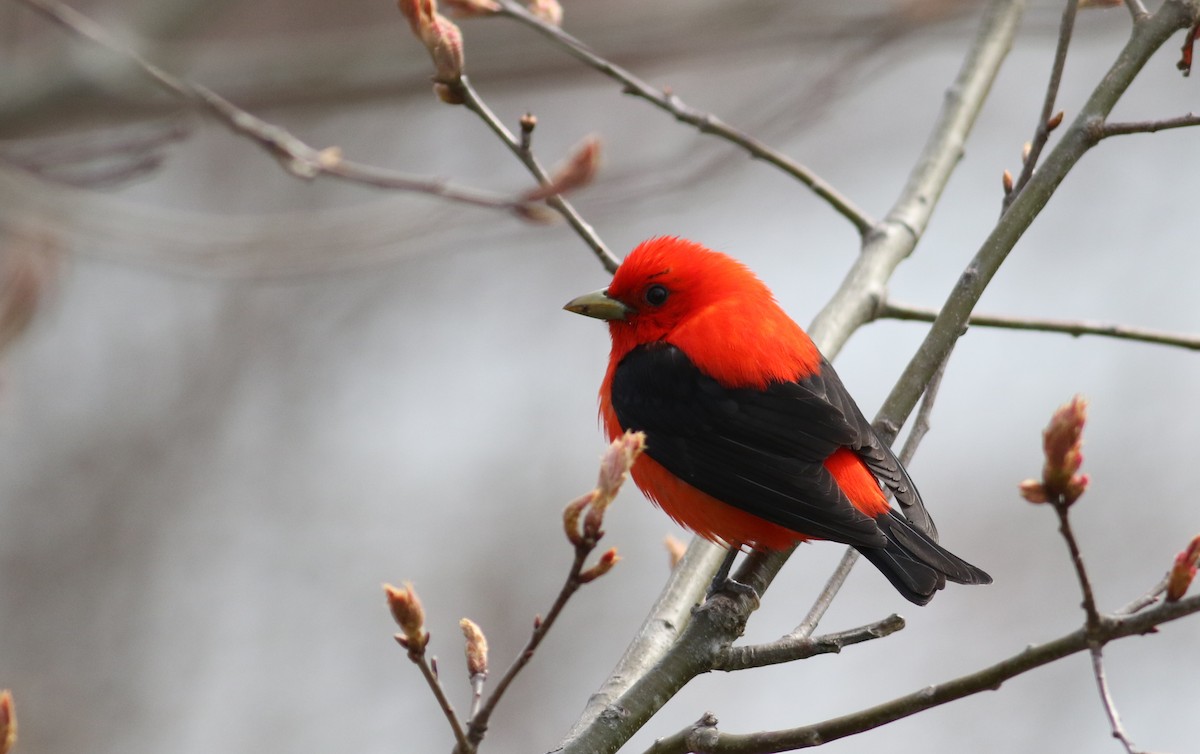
[856,512,992,606]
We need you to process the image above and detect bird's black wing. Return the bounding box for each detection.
[610,343,896,548]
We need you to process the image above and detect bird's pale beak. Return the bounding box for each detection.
[563,288,632,321]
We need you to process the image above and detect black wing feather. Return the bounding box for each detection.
[611,343,888,548]
[610,342,991,605]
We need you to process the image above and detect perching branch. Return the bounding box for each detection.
[12,0,548,217]
[879,300,1200,351]
[641,593,1200,754]
[490,0,876,237]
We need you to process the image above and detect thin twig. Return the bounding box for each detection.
[449,77,620,273]
[712,614,905,671]
[790,550,861,641]
[1003,0,1079,211]
[490,0,875,237]
[1052,501,1143,754]
[880,300,1200,351]
[1126,0,1149,22]
[14,0,542,215]
[410,651,472,753]
[1052,503,1103,634]
[897,345,954,468]
[1115,575,1169,616]
[1100,112,1200,137]
[1090,647,1142,754]
[642,594,1200,754]
[465,542,591,747]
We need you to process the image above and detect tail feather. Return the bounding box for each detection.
[856,513,992,606]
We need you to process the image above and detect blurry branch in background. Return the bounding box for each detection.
[384,432,642,754]
[878,301,1200,351]
[0,121,189,189]
[488,0,876,237]
[11,0,563,219]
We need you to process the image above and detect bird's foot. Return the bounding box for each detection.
[711,577,760,608]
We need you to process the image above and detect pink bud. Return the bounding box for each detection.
[525,0,562,26]
[1039,395,1089,505]
[397,0,466,91]
[459,618,489,677]
[0,690,14,754]
[384,582,429,651]
[522,136,602,202]
[579,547,620,583]
[1167,534,1200,602]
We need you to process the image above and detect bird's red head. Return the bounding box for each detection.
[564,237,819,388]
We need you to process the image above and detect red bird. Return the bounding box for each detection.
[565,237,990,605]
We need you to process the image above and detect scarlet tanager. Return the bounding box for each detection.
[564,237,991,605]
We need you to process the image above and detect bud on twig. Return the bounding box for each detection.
[0,690,14,754]
[1021,141,1032,163]
[584,431,645,541]
[1046,110,1064,132]
[1167,534,1200,602]
[562,490,597,546]
[384,582,429,652]
[1020,395,1089,506]
[578,547,621,583]
[525,0,563,26]
[521,136,602,202]
[459,618,489,677]
[1002,169,1014,195]
[397,0,466,101]
[664,535,687,569]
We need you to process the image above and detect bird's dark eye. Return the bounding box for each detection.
[644,284,669,307]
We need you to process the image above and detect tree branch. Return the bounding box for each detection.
[711,614,905,672]
[490,0,875,237]
[13,0,547,216]
[1100,112,1200,137]
[449,77,620,273]
[876,0,1200,461]
[879,300,1200,351]
[1003,0,1079,211]
[644,594,1200,754]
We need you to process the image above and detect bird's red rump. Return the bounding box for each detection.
[822,448,890,518]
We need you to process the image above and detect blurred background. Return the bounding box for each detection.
[2,0,1199,752]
